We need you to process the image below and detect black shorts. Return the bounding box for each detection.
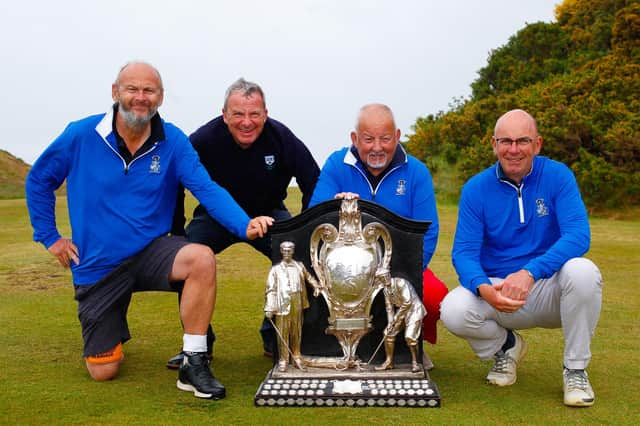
[74,235,190,357]
[186,205,291,257]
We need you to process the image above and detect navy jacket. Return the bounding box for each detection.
[173,116,319,232]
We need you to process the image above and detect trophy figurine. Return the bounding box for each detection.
[373,269,426,373]
[264,241,320,372]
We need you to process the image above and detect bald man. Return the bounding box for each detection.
[440,109,602,407]
[309,103,448,351]
[26,61,272,400]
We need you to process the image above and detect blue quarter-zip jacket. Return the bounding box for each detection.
[452,156,590,295]
[309,146,439,268]
[26,108,250,285]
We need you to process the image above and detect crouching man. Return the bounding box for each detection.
[440,109,602,407]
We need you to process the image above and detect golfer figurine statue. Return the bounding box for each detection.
[264,241,320,372]
[374,269,427,373]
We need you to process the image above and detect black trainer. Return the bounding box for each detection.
[167,351,213,370]
[177,352,226,399]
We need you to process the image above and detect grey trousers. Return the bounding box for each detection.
[441,258,602,370]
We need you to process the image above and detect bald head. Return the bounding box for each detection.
[355,103,397,132]
[114,61,164,92]
[494,109,538,137]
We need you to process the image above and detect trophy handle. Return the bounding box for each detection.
[309,223,338,295]
[362,222,393,273]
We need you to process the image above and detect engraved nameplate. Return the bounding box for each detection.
[334,318,369,330]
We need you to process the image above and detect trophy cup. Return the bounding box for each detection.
[255,196,441,407]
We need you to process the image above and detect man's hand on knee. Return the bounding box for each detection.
[500,269,535,301]
[478,283,526,313]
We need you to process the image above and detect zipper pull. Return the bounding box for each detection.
[517,184,525,223]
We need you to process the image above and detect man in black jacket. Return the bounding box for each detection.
[167,78,320,368]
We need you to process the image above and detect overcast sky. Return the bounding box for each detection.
[1,0,558,166]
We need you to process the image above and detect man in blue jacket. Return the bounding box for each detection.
[440,109,602,407]
[25,62,272,400]
[309,103,448,356]
[167,78,320,368]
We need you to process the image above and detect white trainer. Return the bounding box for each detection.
[563,368,595,407]
[486,331,527,386]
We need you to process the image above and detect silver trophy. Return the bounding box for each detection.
[305,195,391,369]
[256,196,440,407]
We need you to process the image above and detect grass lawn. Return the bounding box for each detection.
[1,189,638,425]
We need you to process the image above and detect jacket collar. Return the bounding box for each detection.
[96,107,114,140]
[495,156,537,185]
[95,104,164,143]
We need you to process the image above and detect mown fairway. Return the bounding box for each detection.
[1,190,638,425]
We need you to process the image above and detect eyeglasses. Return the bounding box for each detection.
[495,137,534,147]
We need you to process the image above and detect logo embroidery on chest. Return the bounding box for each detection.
[395,179,406,196]
[149,155,161,174]
[264,155,275,170]
[536,198,549,217]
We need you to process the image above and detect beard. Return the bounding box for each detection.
[366,152,389,170]
[117,100,157,131]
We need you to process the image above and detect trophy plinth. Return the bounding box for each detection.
[256,198,441,408]
[255,369,440,408]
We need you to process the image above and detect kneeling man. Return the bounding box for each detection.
[26,61,272,400]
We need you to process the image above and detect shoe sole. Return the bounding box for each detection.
[177,380,225,400]
[564,397,595,407]
[487,374,518,387]
[166,362,181,370]
[487,336,528,386]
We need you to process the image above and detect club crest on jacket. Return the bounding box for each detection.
[264,155,275,170]
[149,155,161,174]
